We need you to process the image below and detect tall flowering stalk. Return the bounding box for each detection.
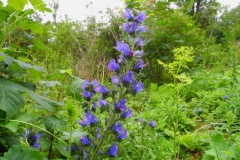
[72,9,147,159]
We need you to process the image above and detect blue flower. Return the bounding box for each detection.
[82,79,99,92]
[223,95,228,99]
[82,79,90,91]
[116,41,131,57]
[113,122,123,133]
[82,91,94,100]
[118,129,128,139]
[117,56,125,64]
[79,112,98,126]
[135,37,144,48]
[98,98,108,107]
[91,102,98,111]
[124,8,133,21]
[134,59,145,70]
[108,59,120,71]
[111,76,119,85]
[149,120,156,128]
[138,118,143,123]
[121,71,134,85]
[132,81,144,93]
[134,50,144,57]
[33,142,40,149]
[32,133,41,141]
[136,11,146,23]
[123,22,137,34]
[96,85,109,96]
[83,151,88,159]
[122,108,132,119]
[137,25,146,32]
[80,135,90,145]
[114,99,127,112]
[108,143,118,157]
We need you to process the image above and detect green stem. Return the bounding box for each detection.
[90,112,116,160]
[68,120,74,160]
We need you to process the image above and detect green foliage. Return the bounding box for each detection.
[203,134,240,160]
[1,145,47,160]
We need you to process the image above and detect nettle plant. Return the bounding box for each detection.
[65,9,150,159]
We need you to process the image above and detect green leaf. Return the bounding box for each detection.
[67,76,84,101]
[29,0,46,12]
[41,115,66,132]
[2,145,47,160]
[0,112,33,132]
[62,130,86,140]
[8,0,28,11]
[39,80,62,88]
[0,81,25,118]
[0,77,64,117]
[0,56,5,62]
[0,52,44,72]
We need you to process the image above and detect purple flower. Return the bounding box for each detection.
[33,142,40,149]
[114,99,127,112]
[135,37,144,48]
[137,25,146,32]
[108,59,120,71]
[118,130,128,139]
[149,120,156,128]
[91,102,98,111]
[121,71,134,84]
[83,151,88,159]
[113,123,123,133]
[82,91,94,100]
[79,112,98,126]
[108,143,118,157]
[82,79,90,90]
[97,134,102,139]
[111,76,119,85]
[82,79,99,92]
[32,133,41,141]
[134,50,144,57]
[132,81,144,93]
[122,108,132,119]
[96,85,109,96]
[123,22,137,34]
[223,95,228,99]
[98,98,108,107]
[134,59,145,70]
[116,41,131,57]
[80,135,90,145]
[136,11,146,23]
[117,56,125,64]
[138,118,143,122]
[124,8,133,21]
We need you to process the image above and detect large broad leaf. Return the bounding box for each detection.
[0,52,44,72]
[0,77,64,118]
[67,76,84,101]
[40,115,66,132]
[203,134,232,160]
[7,0,28,11]
[0,82,25,118]
[29,0,46,12]
[0,113,32,132]
[1,145,47,160]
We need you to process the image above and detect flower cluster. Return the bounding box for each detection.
[76,8,147,159]
[20,129,41,149]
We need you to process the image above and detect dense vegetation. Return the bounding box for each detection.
[0,0,240,159]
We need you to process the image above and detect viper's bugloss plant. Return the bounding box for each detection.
[65,8,149,159]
